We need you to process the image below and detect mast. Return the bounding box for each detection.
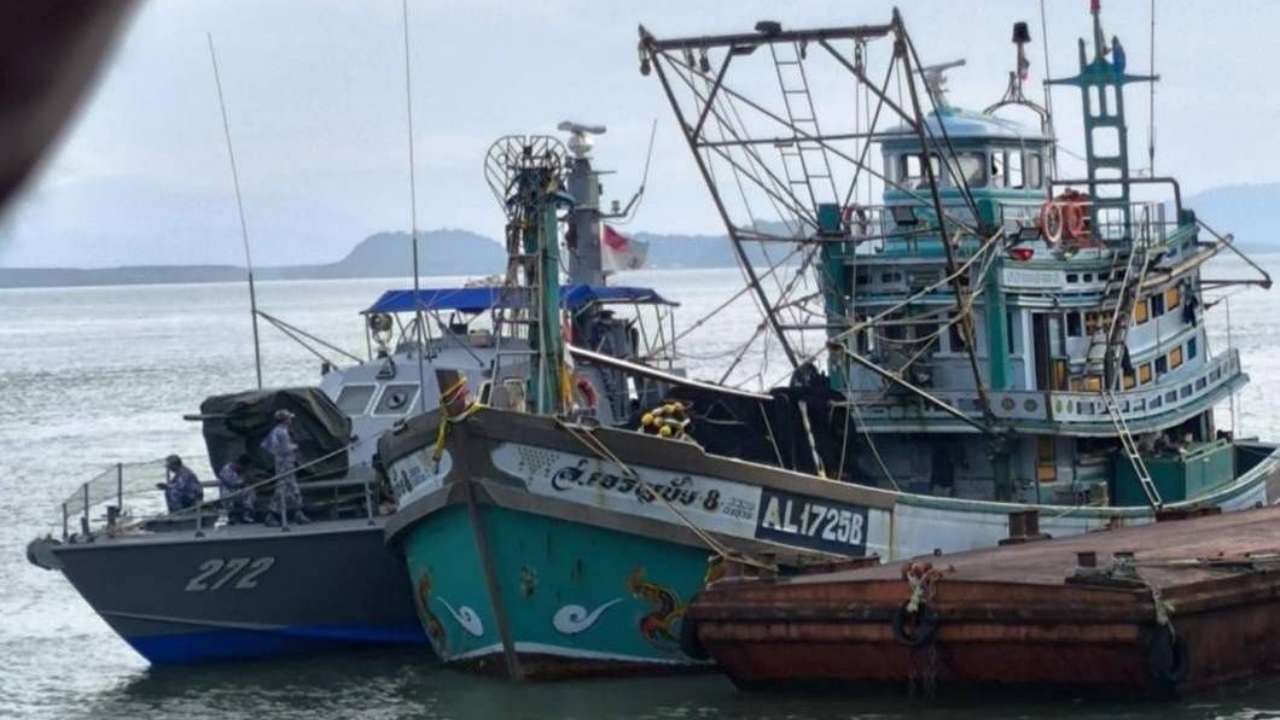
[484,137,571,415]
[1046,0,1157,239]
[561,122,607,287]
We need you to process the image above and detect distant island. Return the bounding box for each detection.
[0,228,759,289]
[1,180,1275,289]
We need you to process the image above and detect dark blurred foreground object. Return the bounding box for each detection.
[0,1,139,212]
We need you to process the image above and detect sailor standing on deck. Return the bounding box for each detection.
[217,454,256,524]
[158,455,203,513]
[262,409,309,525]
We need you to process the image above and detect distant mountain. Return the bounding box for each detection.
[1184,183,1280,250]
[0,229,506,288]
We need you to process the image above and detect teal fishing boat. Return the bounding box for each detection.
[382,5,1280,680]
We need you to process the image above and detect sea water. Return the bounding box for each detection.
[3,262,1279,719]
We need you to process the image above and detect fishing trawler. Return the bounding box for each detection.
[380,4,1280,680]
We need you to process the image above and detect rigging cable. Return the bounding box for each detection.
[1148,0,1157,174]
[1038,0,1059,169]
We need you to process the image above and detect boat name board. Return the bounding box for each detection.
[390,448,451,507]
[491,443,761,539]
[1001,267,1063,289]
[755,489,869,555]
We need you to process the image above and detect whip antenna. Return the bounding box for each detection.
[208,33,262,389]
[402,0,429,413]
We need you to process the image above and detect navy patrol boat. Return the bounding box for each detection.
[377,5,1280,680]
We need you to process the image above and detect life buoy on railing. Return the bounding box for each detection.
[1038,191,1091,246]
[1038,199,1065,245]
[573,375,597,408]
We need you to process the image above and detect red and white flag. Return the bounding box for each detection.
[601,224,649,274]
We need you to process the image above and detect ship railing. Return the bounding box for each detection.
[58,440,381,541]
[840,349,1240,428]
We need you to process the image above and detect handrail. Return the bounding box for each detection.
[1048,176,1183,218]
[61,437,378,540]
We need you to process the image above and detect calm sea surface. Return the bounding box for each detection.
[3,263,1280,719]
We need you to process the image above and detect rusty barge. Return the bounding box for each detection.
[685,505,1280,698]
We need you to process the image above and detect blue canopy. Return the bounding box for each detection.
[363,284,677,315]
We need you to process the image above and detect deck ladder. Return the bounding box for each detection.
[1103,390,1163,510]
[1086,242,1152,389]
[768,42,839,215]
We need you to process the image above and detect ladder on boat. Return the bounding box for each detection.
[1103,390,1163,510]
[768,42,839,217]
[1085,243,1152,390]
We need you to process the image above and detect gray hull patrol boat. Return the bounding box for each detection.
[25,295,537,664]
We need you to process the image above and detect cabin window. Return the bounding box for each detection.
[335,384,377,416]
[901,153,941,189]
[1026,153,1044,189]
[949,152,987,188]
[1151,292,1166,316]
[1007,150,1025,189]
[1066,312,1082,337]
[1134,298,1149,324]
[1188,337,1198,359]
[373,383,421,415]
[1083,273,1094,283]
[1165,286,1180,311]
[1123,371,1136,390]
[1066,273,1079,283]
[1155,356,1168,375]
[1170,346,1183,369]
[1139,363,1153,384]
[990,151,1006,188]
[1085,311,1101,336]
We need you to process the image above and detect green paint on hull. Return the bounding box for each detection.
[402,503,711,671]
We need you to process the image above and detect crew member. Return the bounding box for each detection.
[261,409,309,525]
[217,454,256,524]
[158,454,203,513]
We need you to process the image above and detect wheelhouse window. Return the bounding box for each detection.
[1170,346,1183,369]
[1151,293,1166,316]
[373,383,420,415]
[900,153,941,189]
[1026,153,1044,189]
[1134,298,1149,324]
[335,384,376,416]
[1187,337,1198,359]
[948,152,987,188]
[1155,356,1169,375]
[1007,150,1024,189]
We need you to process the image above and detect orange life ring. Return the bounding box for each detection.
[1062,199,1087,241]
[1038,199,1064,245]
[574,375,597,408]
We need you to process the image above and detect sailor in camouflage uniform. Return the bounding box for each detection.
[159,454,203,513]
[261,409,309,525]
[217,454,256,524]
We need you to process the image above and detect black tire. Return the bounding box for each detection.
[892,601,939,647]
[1148,625,1190,688]
[679,615,710,661]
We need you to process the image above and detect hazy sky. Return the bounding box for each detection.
[3,0,1278,267]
